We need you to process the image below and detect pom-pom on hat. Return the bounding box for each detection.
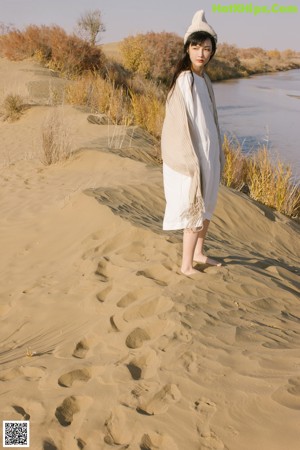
[184,10,217,44]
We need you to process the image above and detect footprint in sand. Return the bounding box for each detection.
[104,406,132,446]
[43,439,58,450]
[72,339,89,359]
[126,327,151,349]
[123,296,174,321]
[194,398,217,438]
[0,365,46,382]
[76,437,86,450]
[140,432,178,450]
[81,244,101,260]
[195,398,224,449]
[138,383,181,415]
[272,376,300,409]
[96,285,112,303]
[117,287,156,308]
[127,349,160,380]
[8,399,45,423]
[117,290,140,308]
[95,257,110,282]
[55,396,80,427]
[112,296,174,331]
[174,325,193,343]
[180,351,198,374]
[125,318,175,349]
[136,264,172,286]
[58,368,91,387]
[12,405,30,420]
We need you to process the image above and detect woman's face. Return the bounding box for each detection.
[188,38,213,74]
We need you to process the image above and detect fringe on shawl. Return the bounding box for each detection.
[180,195,204,229]
[180,165,205,229]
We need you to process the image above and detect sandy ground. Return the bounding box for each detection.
[0,57,300,450]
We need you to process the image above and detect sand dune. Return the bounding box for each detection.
[0,57,300,450]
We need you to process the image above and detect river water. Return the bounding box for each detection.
[214,69,300,180]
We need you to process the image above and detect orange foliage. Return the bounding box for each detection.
[0,25,105,76]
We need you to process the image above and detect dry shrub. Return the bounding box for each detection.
[206,43,249,80]
[267,49,281,59]
[92,79,132,124]
[247,148,300,217]
[66,73,132,124]
[65,73,95,106]
[207,59,246,81]
[47,32,105,76]
[21,25,53,60]
[102,58,131,89]
[222,137,299,218]
[121,32,182,84]
[0,29,27,59]
[1,93,24,121]
[237,47,267,60]
[0,25,105,77]
[222,135,248,189]
[130,90,165,139]
[121,34,150,77]
[0,25,54,60]
[41,109,72,165]
[236,47,300,74]
[217,43,240,67]
[281,49,297,59]
[107,84,132,124]
[67,69,164,136]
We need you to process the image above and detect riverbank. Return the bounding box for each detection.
[1,57,300,450]
[214,68,300,186]
[207,45,300,81]
[1,54,299,219]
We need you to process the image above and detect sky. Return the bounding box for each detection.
[1,0,300,51]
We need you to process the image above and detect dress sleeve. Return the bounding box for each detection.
[177,72,195,122]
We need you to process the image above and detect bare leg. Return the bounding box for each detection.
[193,219,221,266]
[181,229,199,275]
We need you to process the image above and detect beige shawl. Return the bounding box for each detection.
[161,71,224,227]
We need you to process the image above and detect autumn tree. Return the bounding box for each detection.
[0,22,14,35]
[76,9,106,46]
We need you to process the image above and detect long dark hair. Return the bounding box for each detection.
[169,31,216,95]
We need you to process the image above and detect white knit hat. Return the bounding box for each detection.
[184,10,217,44]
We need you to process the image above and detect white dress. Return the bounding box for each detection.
[163,71,220,230]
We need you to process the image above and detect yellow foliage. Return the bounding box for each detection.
[66,73,132,124]
[267,49,281,59]
[248,148,299,216]
[222,138,299,218]
[130,91,164,138]
[222,135,247,189]
[121,36,150,77]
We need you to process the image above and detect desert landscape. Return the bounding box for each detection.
[0,56,300,450]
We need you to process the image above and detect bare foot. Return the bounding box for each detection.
[180,267,200,277]
[193,255,222,267]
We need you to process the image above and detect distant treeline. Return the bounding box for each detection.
[0,25,299,83]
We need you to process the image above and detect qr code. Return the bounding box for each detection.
[3,421,30,448]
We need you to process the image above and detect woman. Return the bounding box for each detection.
[161,10,225,276]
